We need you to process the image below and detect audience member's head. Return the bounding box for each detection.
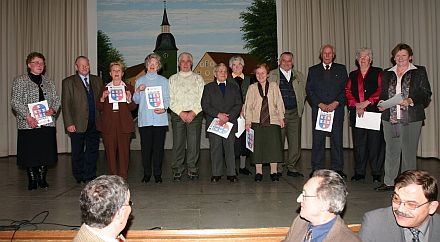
[297,169,347,225]
[79,175,132,236]
[392,170,438,228]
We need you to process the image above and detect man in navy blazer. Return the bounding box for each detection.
[201,63,242,182]
[306,44,348,178]
[360,170,439,241]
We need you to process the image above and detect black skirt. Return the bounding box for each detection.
[17,126,57,167]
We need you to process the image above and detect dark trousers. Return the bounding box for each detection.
[102,130,131,180]
[311,120,344,171]
[352,126,385,176]
[209,132,236,176]
[281,109,302,172]
[139,126,167,177]
[170,112,202,175]
[70,122,99,181]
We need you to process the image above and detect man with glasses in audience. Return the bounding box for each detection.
[360,170,439,241]
[283,169,360,242]
[73,175,132,242]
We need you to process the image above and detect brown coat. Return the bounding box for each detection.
[96,84,136,134]
[283,215,360,242]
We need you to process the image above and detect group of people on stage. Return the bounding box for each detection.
[11,42,432,193]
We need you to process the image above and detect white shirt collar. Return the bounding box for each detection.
[388,63,418,72]
[322,63,333,69]
[106,81,126,87]
[217,80,226,86]
[280,68,292,80]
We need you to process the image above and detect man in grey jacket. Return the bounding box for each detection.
[360,170,439,241]
[268,52,306,177]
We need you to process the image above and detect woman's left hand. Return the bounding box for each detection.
[26,115,39,128]
[279,118,285,128]
[45,107,56,116]
[400,98,413,107]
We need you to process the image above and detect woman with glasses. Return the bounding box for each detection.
[11,52,60,190]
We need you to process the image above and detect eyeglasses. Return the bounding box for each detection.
[392,193,430,210]
[123,201,133,207]
[30,61,45,66]
[299,192,318,201]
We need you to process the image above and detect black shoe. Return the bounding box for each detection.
[188,171,199,180]
[37,166,49,189]
[26,168,38,190]
[335,170,347,179]
[239,168,252,175]
[211,176,221,182]
[227,176,238,182]
[351,174,365,181]
[173,173,182,182]
[372,175,381,183]
[270,173,279,181]
[255,173,263,182]
[141,176,151,183]
[287,171,304,177]
[375,183,394,191]
[154,176,162,184]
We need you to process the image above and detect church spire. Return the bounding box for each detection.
[161,1,170,33]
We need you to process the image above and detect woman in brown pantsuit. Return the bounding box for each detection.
[96,62,136,179]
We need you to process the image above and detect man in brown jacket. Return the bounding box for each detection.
[283,169,360,242]
[62,56,103,183]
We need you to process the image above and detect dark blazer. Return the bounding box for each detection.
[62,74,103,133]
[201,80,242,133]
[306,63,348,123]
[380,65,432,123]
[227,75,251,103]
[360,206,440,242]
[96,84,137,134]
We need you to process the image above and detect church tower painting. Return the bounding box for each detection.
[154,1,178,78]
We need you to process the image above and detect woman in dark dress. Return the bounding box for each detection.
[11,52,60,190]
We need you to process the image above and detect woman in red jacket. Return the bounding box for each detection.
[96,62,137,180]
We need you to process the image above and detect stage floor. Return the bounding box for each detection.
[0,149,438,231]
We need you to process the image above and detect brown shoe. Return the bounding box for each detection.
[375,183,394,191]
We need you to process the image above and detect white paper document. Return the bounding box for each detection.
[28,100,53,126]
[355,111,382,131]
[246,128,254,152]
[108,85,127,103]
[146,86,164,109]
[235,116,245,138]
[377,94,403,109]
[207,118,234,139]
[315,108,334,132]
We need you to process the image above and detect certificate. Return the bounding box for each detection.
[356,111,382,131]
[28,100,53,126]
[246,128,254,152]
[207,118,234,139]
[315,108,334,132]
[235,116,245,138]
[377,94,403,109]
[146,86,164,109]
[108,85,127,103]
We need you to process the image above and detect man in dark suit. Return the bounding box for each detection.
[306,44,348,178]
[201,63,242,182]
[360,170,440,241]
[62,56,103,183]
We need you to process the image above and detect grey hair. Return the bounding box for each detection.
[214,63,228,77]
[280,51,294,60]
[228,56,244,68]
[356,47,373,61]
[312,169,347,215]
[320,44,335,56]
[144,53,162,70]
[79,175,129,228]
[178,52,193,64]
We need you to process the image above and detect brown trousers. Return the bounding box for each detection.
[102,132,131,179]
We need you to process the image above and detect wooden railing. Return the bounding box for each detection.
[0,224,361,242]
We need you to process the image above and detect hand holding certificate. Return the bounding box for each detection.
[315,108,334,132]
[207,118,234,139]
[146,86,164,109]
[108,85,127,103]
[377,94,403,109]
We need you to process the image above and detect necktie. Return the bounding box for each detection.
[325,64,330,71]
[258,82,270,126]
[219,82,226,96]
[409,228,420,242]
[304,226,312,242]
[84,77,90,92]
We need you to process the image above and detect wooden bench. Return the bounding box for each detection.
[0,224,360,242]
